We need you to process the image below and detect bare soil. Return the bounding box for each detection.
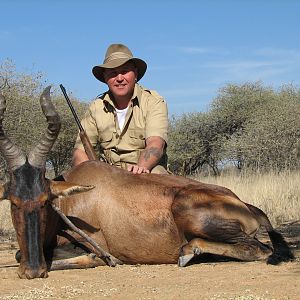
[0,222,299,300]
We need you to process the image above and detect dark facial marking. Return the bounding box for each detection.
[25,210,42,268]
[13,161,46,201]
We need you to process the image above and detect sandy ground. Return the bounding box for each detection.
[0,222,299,300]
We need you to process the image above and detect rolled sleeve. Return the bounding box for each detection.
[145,95,168,143]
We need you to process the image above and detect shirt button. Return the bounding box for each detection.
[116,134,119,138]
[139,134,143,139]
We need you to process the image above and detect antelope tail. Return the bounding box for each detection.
[246,203,294,264]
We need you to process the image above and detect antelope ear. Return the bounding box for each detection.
[0,184,7,201]
[49,181,95,199]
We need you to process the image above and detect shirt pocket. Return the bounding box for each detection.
[98,131,113,148]
[128,129,146,149]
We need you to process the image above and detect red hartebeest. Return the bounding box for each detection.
[0,87,294,279]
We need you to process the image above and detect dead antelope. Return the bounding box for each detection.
[0,87,294,279]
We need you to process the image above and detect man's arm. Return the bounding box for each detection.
[127,136,165,174]
[72,148,89,166]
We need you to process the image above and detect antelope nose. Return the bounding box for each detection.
[24,268,48,279]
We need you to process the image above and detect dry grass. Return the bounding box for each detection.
[196,170,300,227]
[0,201,13,231]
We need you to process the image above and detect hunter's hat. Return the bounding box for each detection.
[92,44,147,83]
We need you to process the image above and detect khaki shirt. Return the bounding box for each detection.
[74,84,168,169]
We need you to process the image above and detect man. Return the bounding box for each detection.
[72,43,168,174]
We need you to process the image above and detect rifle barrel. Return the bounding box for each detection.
[59,84,84,132]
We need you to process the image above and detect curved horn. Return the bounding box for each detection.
[28,86,61,168]
[0,92,26,171]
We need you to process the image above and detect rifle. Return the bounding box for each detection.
[59,84,98,161]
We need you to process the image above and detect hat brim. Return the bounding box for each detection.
[92,58,147,83]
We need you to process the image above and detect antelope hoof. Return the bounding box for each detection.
[105,256,123,267]
[178,254,195,267]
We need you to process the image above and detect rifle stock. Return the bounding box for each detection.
[79,131,98,160]
[60,84,97,161]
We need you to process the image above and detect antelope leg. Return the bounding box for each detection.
[51,203,123,267]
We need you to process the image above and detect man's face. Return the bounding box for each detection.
[103,61,137,99]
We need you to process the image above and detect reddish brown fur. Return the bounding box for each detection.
[43,160,285,267]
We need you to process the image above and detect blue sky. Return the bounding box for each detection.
[1,0,300,115]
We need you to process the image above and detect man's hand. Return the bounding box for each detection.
[127,165,150,174]
[127,136,165,174]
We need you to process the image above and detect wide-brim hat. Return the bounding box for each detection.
[92,44,147,83]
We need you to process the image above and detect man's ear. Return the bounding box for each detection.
[49,180,95,199]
